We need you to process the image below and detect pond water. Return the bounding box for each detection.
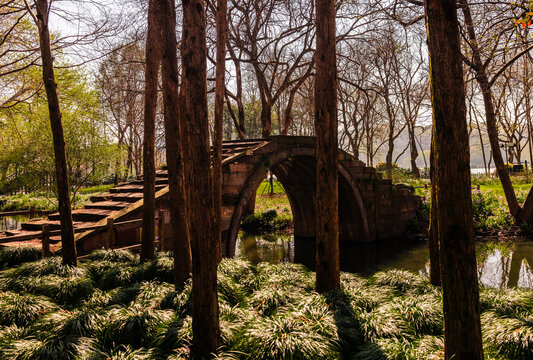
[235,234,533,289]
[0,215,30,232]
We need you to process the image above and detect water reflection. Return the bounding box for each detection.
[236,234,294,264]
[0,216,29,232]
[236,233,533,289]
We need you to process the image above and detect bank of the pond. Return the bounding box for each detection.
[0,248,531,360]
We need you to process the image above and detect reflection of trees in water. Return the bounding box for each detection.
[477,248,533,289]
[0,216,27,231]
[478,249,511,289]
[236,235,294,265]
[518,259,533,288]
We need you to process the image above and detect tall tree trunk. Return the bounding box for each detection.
[141,0,162,262]
[33,0,77,266]
[424,0,484,359]
[315,0,340,294]
[182,0,220,357]
[161,0,192,285]
[213,0,227,262]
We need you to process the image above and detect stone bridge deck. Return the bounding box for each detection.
[1,136,421,256]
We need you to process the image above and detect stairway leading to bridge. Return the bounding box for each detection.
[0,139,269,252]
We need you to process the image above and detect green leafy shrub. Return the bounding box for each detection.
[241,209,292,234]
[471,190,513,231]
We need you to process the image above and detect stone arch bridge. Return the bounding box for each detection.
[1,136,420,256]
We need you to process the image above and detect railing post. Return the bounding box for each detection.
[41,224,50,258]
[30,206,36,219]
[106,218,115,249]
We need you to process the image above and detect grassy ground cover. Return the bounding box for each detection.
[0,247,531,360]
[0,185,114,212]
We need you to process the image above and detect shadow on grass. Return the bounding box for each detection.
[326,288,384,359]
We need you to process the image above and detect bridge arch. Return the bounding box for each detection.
[224,146,371,257]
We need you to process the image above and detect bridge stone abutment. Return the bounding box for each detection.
[219,136,417,257]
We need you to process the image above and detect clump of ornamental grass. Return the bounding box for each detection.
[371,269,426,294]
[232,310,341,360]
[354,337,417,360]
[249,285,295,316]
[92,345,152,360]
[31,308,104,340]
[5,256,86,278]
[258,262,314,292]
[144,253,174,283]
[158,281,192,316]
[31,274,94,306]
[480,288,532,316]
[218,274,246,307]
[0,291,57,327]
[133,281,174,307]
[357,303,408,342]
[98,304,173,349]
[218,258,258,293]
[86,249,138,264]
[0,246,41,269]
[2,336,98,360]
[96,264,146,290]
[391,295,443,336]
[482,311,533,360]
[151,315,192,359]
[342,282,392,313]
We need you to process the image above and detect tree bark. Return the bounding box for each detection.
[161,0,192,285]
[315,0,340,294]
[213,0,227,262]
[428,130,440,286]
[182,0,220,357]
[33,0,77,266]
[141,0,162,262]
[424,0,484,359]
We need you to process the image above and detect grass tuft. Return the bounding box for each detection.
[0,246,42,269]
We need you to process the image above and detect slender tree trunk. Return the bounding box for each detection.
[213,0,227,262]
[408,123,420,178]
[315,0,340,294]
[141,0,162,262]
[424,1,484,359]
[459,0,520,218]
[33,0,77,266]
[260,100,272,138]
[161,0,192,285]
[182,0,220,356]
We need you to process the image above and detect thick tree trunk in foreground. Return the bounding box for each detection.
[428,133,440,286]
[213,0,227,262]
[315,0,340,294]
[424,0,484,359]
[161,0,191,285]
[182,0,220,357]
[34,0,77,266]
[141,0,162,262]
